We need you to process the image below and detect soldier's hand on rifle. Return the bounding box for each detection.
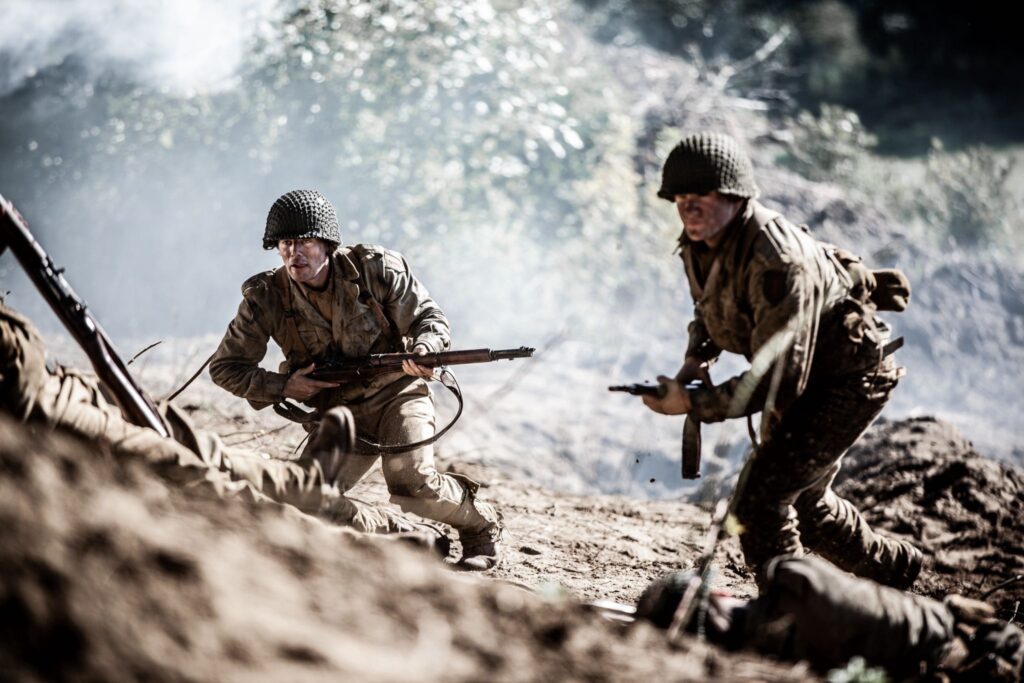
[401,344,435,378]
[283,363,341,401]
[676,357,712,386]
[642,376,693,415]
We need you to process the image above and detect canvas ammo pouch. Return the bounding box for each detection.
[832,248,911,312]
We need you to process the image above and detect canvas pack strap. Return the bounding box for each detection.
[274,267,313,361]
[349,244,405,350]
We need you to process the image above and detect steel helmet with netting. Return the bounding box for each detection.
[263,189,341,249]
[658,132,760,201]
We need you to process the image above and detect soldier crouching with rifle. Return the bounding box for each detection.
[209,190,504,570]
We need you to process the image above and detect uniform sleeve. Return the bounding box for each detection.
[209,294,288,408]
[684,302,723,363]
[374,252,451,353]
[689,258,823,423]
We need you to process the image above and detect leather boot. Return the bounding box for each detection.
[456,522,503,571]
[308,406,356,483]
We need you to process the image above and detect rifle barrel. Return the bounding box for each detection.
[308,346,534,382]
[608,383,665,397]
[367,347,534,367]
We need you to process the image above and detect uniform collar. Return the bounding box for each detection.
[334,247,362,283]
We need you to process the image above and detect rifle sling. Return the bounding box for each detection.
[271,368,464,455]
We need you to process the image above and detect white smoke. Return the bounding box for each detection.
[0,0,286,96]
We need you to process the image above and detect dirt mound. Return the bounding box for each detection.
[836,416,1024,619]
[4,407,1019,681]
[0,414,804,682]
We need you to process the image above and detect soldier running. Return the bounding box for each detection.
[637,132,922,589]
[209,190,503,570]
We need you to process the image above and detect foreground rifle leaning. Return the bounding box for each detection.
[308,346,535,383]
[0,193,170,437]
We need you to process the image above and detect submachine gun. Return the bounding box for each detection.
[0,193,170,437]
[608,381,704,480]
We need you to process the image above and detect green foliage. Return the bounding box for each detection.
[826,656,889,683]
[918,142,1017,246]
[779,104,876,182]
[790,0,867,103]
[780,104,1020,255]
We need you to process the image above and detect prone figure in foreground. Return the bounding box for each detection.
[0,300,442,548]
[636,554,1023,682]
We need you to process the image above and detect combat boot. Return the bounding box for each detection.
[457,518,503,571]
[435,472,504,570]
[308,406,356,483]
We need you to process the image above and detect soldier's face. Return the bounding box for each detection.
[675,191,742,246]
[278,238,331,286]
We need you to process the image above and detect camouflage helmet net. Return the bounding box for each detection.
[658,132,760,201]
[633,570,693,629]
[263,189,342,249]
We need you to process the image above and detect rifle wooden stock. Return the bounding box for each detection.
[308,346,534,383]
[0,194,170,438]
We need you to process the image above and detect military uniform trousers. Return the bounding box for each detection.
[305,375,495,535]
[733,345,920,589]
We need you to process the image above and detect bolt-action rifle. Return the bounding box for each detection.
[308,346,535,383]
[0,194,170,438]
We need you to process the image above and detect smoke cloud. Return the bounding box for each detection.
[1,0,1020,494]
[0,0,285,96]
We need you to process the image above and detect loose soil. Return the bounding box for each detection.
[1,408,1021,681]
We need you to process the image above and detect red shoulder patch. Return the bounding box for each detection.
[762,270,789,305]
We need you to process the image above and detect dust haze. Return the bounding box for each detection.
[1,0,1021,495]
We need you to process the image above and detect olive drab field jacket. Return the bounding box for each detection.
[680,200,864,423]
[209,245,450,410]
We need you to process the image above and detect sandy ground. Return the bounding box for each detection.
[2,363,1022,680]
[0,413,807,682]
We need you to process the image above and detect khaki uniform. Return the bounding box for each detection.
[0,303,407,534]
[209,245,497,534]
[679,200,919,587]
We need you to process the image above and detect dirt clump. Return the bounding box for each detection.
[836,416,1024,620]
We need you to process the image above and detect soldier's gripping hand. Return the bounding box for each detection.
[642,376,693,416]
[676,357,712,386]
[401,344,435,378]
[283,363,341,401]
